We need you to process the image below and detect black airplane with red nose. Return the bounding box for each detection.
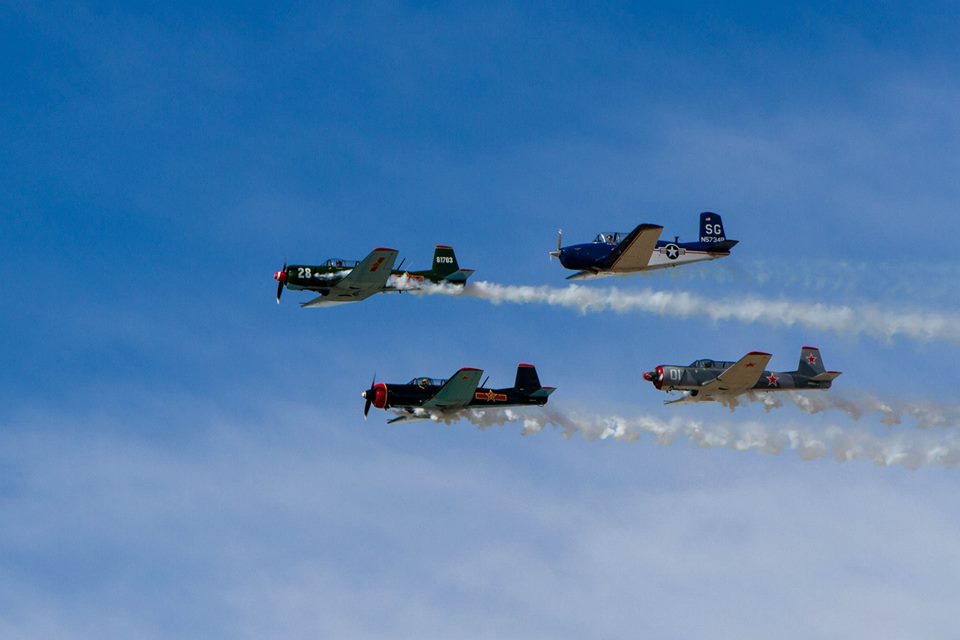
[362,364,556,423]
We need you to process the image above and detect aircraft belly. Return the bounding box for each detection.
[645,252,717,270]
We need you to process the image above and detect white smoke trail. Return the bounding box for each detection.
[413,281,960,345]
[738,391,960,428]
[667,259,960,304]
[403,406,960,469]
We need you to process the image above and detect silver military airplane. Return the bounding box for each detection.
[643,347,841,405]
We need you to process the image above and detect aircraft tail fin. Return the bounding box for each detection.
[430,245,460,277]
[797,346,827,377]
[514,363,542,393]
[699,212,737,251]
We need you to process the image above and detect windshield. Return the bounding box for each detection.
[593,232,625,244]
[690,359,733,369]
[408,377,446,387]
[322,258,359,268]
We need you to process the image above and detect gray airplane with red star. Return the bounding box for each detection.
[643,347,841,405]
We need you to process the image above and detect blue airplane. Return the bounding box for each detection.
[550,212,738,280]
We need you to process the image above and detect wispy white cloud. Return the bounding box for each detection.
[4,407,960,639]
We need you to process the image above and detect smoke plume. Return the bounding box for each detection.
[401,406,960,469]
[412,281,960,345]
[736,391,960,428]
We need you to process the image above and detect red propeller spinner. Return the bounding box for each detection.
[361,374,388,419]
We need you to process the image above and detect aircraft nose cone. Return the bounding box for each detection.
[361,390,368,399]
[643,372,653,381]
[274,270,288,283]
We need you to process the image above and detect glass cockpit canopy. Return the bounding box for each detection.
[322,258,360,268]
[593,232,626,244]
[689,359,734,369]
[409,377,447,387]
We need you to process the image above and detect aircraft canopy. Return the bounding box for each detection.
[593,232,626,244]
[322,258,360,268]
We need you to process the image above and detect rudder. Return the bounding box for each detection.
[699,212,726,243]
[431,245,459,277]
[797,346,827,377]
[514,363,542,392]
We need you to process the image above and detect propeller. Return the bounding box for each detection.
[274,262,288,304]
[643,366,665,389]
[549,229,563,259]
[361,372,377,419]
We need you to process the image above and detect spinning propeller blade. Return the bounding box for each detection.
[549,229,562,259]
[274,262,288,304]
[362,372,377,419]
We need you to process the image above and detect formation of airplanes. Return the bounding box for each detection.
[274,211,844,423]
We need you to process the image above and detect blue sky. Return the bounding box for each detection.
[4,2,960,638]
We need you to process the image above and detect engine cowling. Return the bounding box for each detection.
[372,383,388,409]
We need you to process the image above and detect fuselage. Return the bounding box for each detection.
[365,379,550,411]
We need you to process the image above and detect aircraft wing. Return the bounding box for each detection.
[422,368,484,411]
[565,269,611,281]
[300,248,399,308]
[338,248,399,289]
[387,413,425,424]
[664,393,705,405]
[603,224,664,271]
[699,351,772,396]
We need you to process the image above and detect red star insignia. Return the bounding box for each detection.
[807,353,817,365]
[766,373,779,387]
[746,363,755,368]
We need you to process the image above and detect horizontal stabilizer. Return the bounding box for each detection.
[810,371,842,382]
[444,269,475,284]
[528,387,556,398]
